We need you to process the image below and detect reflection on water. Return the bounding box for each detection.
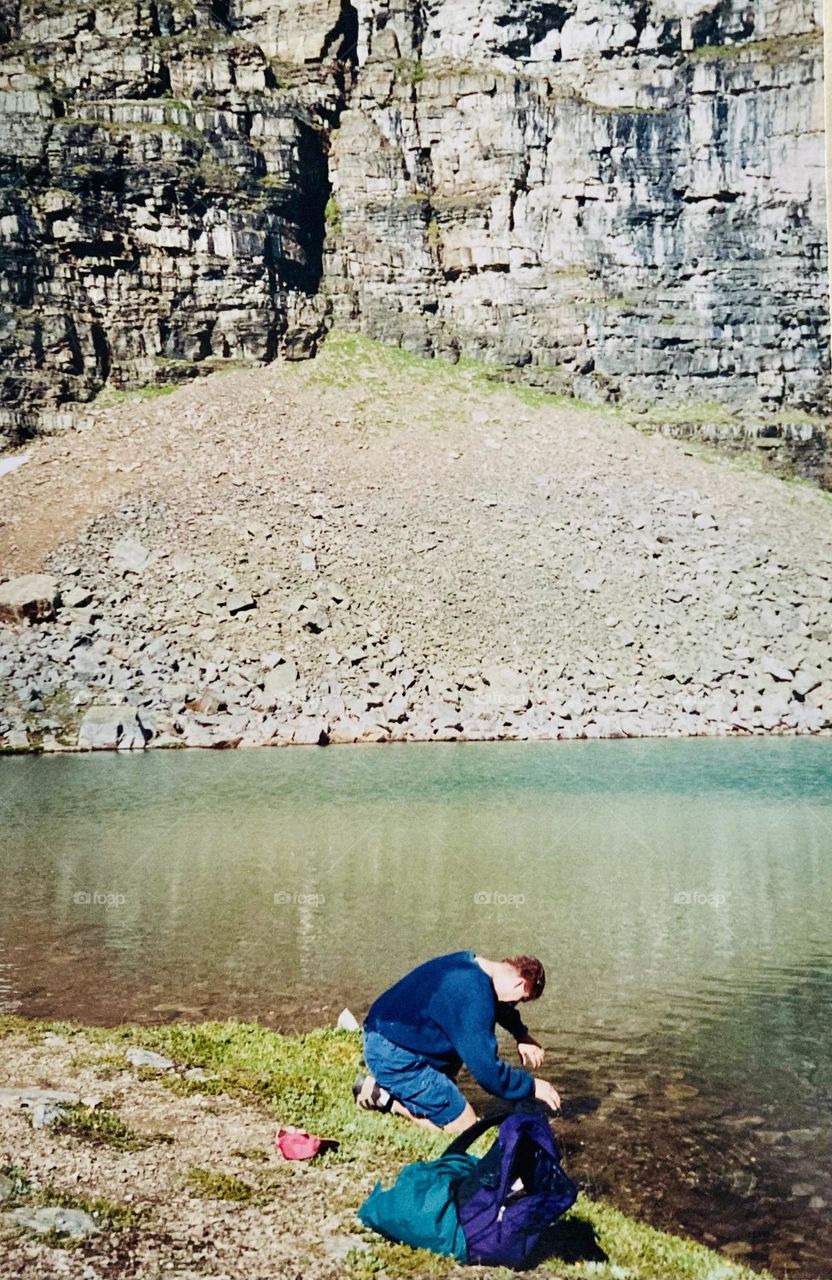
[1,739,830,1277]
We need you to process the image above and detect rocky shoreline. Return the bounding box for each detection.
[1,334,831,754]
[0,1015,772,1280]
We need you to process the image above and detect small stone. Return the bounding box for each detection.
[262,662,299,704]
[126,1047,174,1070]
[324,1235,371,1262]
[110,537,151,572]
[6,1206,99,1238]
[793,666,822,699]
[664,1082,700,1101]
[301,605,329,633]
[480,665,531,712]
[760,689,791,719]
[300,552,318,573]
[761,655,794,682]
[226,592,256,615]
[31,1101,68,1129]
[62,584,93,610]
[0,1087,80,1109]
[190,690,224,715]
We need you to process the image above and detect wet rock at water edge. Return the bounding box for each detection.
[77,705,154,750]
[291,717,329,745]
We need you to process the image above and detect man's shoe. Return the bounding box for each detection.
[353,1073,394,1112]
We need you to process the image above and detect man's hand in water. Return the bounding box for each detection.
[518,1036,544,1069]
[533,1078,562,1113]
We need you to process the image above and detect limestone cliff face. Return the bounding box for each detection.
[326,0,830,418]
[0,0,351,442]
[1,0,829,454]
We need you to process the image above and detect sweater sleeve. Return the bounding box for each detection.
[495,1000,530,1041]
[439,986,534,1101]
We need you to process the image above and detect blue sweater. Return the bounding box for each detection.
[364,950,535,1101]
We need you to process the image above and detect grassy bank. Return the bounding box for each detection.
[0,1015,770,1279]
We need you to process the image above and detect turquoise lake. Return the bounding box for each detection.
[1,738,830,1277]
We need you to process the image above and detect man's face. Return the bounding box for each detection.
[496,968,530,1003]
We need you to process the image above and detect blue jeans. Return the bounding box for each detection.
[362,1028,467,1126]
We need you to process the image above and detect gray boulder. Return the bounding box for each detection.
[0,575,59,624]
[78,705,153,750]
[110,537,151,572]
[793,666,823,699]
[0,1087,80,1110]
[262,661,299,704]
[480,665,531,712]
[6,1206,99,1238]
[291,717,329,745]
[31,1101,68,1128]
[126,1047,174,1070]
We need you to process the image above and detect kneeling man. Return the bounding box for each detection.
[354,950,562,1133]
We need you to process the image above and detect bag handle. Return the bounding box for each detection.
[442,1111,511,1157]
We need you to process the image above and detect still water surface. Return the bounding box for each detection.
[1,740,830,1277]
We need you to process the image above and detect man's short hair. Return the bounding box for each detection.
[503,954,545,1000]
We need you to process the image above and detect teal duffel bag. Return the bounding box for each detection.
[356,1149,479,1261]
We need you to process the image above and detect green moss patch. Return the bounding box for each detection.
[52,1102,174,1152]
[92,382,178,407]
[185,1167,259,1202]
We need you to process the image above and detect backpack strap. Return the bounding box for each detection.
[442,1111,511,1157]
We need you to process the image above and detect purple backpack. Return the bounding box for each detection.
[446,1110,578,1268]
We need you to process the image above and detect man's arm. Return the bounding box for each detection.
[495,1000,530,1041]
[450,999,534,1101]
[495,1001,544,1069]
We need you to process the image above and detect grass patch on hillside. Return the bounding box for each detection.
[687,31,821,60]
[635,400,740,427]
[299,328,615,428]
[92,382,178,407]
